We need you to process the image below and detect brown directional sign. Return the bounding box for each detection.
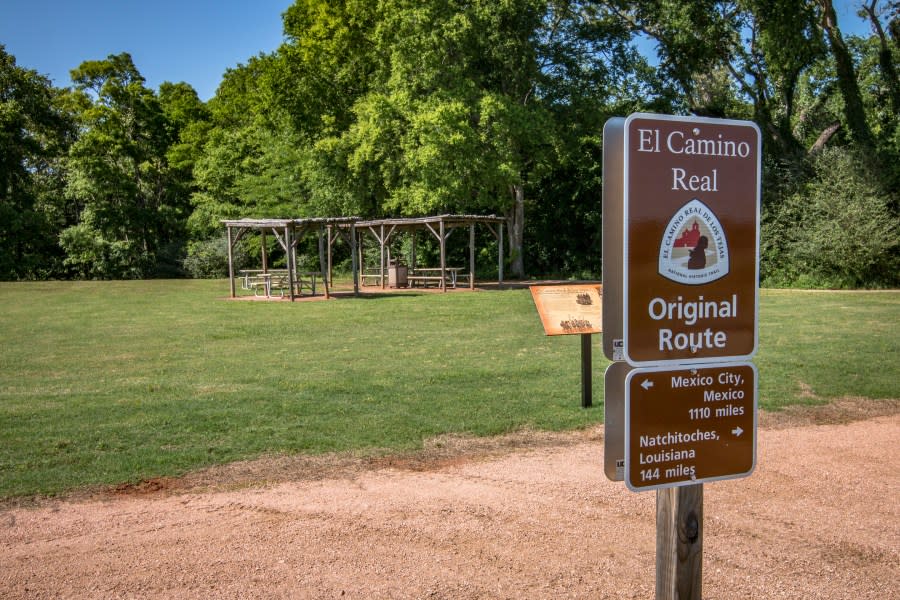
[625,362,757,491]
[530,284,602,336]
[622,113,761,365]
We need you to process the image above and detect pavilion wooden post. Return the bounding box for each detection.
[318,225,330,299]
[350,223,359,295]
[656,484,703,600]
[326,224,333,286]
[301,226,309,297]
[484,221,504,286]
[261,230,268,273]
[469,223,476,290]
[380,224,386,289]
[358,229,365,287]
[439,219,447,292]
[226,225,236,298]
[285,225,296,302]
[498,222,504,284]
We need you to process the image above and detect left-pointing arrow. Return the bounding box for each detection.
[641,379,654,390]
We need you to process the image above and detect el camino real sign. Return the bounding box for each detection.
[602,113,761,491]
[606,113,761,365]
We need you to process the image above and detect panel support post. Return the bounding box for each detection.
[580,333,592,408]
[656,484,703,600]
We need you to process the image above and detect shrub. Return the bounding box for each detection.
[59,222,151,279]
[762,147,899,288]
[183,236,249,279]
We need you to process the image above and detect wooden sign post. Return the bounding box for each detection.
[603,112,762,599]
[530,284,602,408]
[657,485,703,600]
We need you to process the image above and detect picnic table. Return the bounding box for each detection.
[360,269,383,286]
[239,269,320,297]
[239,270,277,295]
[407,267,465,288]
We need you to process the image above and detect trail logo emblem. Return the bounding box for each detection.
[658,198,729,285]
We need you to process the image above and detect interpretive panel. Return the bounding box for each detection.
[530,284,602,336]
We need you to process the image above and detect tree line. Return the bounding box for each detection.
[2,0,898,287]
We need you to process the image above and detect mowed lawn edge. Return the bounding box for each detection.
[1,281,897,499]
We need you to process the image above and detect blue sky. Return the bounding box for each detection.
[0,0,292,100]
[0,1,879,102]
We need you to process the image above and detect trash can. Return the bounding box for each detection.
[388,265,408,288]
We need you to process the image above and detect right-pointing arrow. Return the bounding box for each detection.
[732,426,744,437]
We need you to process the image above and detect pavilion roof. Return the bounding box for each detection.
[221,217,361,229]
[354,214,505,228]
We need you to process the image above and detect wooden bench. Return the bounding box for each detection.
[406,274,445,287]
[360,271,383,286]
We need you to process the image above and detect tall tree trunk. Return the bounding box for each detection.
[863,0,900,115]
[818,0,875,147]
[506,183,525,279]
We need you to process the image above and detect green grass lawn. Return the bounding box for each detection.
[1,281,897,499]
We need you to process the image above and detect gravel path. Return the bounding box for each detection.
[1,399,897,599]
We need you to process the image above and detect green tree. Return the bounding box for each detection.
[188,55,307,240]
[274,0,641,277]
[61,53,191,278]
[604,0,826,159]
[0,45,73,279]
[524,1,656,276]
[816,0,875,147]
[159,81,211,178]
[861,0,900,117]
[181,0,895,285]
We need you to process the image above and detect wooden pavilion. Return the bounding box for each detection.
[351,215,507,291]
[222,217,360,301]
[223,214,507,299]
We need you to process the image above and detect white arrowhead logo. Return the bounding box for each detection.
[732,427,744,437]
[641,379,654,390]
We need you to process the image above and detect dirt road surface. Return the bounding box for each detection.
[1,399,897,599]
